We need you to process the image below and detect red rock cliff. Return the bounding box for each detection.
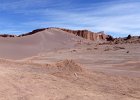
[56,28,108,41]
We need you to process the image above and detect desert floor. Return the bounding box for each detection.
[0,42,140,100]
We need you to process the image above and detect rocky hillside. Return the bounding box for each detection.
[18,28,46,37]
[55,28,108,41]
[100,35,140,45]
[113,36,140,44]
[0,34,16,37]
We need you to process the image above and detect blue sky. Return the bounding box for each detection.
[0,0,140,37]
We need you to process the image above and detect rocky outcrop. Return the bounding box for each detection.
[113,36,140,44]
[54,28,108,41]
[0,34,16,37]
[0,29,46,37]
[106,35,114,41]
[100,36,140,45]
[18,28,46,37]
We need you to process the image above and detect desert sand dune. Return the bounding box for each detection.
[0,28,87,59]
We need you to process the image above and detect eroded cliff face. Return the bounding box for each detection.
[56,28,108,41]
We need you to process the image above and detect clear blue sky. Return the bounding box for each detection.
[0,0,140,37]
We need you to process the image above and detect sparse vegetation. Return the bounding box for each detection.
[87,48,92,50]
[126,51,129,53]
[113,46,125,51]
[18,28,46,37]
[94,47,98,50]
[126,34,132,40]
[0,34,15,37]
[106,35,114,41]
[71,49,77,52]
[104,46,111,51]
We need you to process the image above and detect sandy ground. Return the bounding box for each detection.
[0,58,140,100]
[0,29,139,100]
[28,43,140,77]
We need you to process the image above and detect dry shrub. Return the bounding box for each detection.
[87,48,92,50]
[54,60,83,73]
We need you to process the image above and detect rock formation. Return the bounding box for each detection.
[54,28,108,41]
[106,35,114,41]
[0,34,16,37]
[18,28,46,37]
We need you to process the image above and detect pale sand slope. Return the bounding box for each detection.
[0,59,139,100]
[0,28,87,59]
